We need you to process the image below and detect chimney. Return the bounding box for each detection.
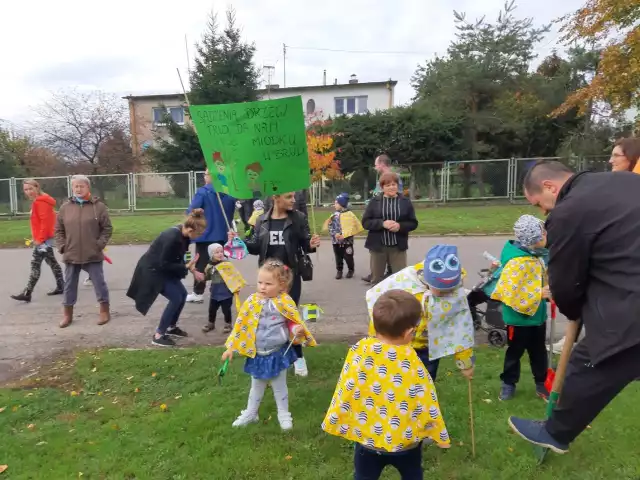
[323,69,327,86]
[349,74,358,84]
[334,78,338,85]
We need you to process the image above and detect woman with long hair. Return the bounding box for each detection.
[127,209,207,347]
[11,179,64,302]
[236,191,321,376]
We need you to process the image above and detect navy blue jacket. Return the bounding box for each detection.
[187,184,236,243]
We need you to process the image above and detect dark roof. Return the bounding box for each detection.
[122,80,397,101]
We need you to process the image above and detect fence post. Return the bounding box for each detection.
[442,162,449,203]
[188,171,195,201]
[132,174,138,212]
[10,177,16,215]
[127,173,133,212]
[508,157,515,203]
[66,176,72,198]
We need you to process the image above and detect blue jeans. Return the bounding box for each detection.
[157,277,187,334]
[414,348,440,381]
[354,443,422,480]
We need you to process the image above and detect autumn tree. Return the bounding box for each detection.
[554,0,640,115]
[31,89,135,174]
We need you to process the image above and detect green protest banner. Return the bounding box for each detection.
[190,96,310,199]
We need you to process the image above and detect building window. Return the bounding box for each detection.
[153,106,185,125]
[306,99,316,115]
[334,96,368,115]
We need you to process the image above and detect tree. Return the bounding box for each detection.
[553,0,640,115]
[31,89,132,174]
[149,7,260,187]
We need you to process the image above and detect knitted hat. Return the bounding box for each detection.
[207,243,224,259]
[253,199,264,211]
[513,214,544,248]
[336,193,349,208]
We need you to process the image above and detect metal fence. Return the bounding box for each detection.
[0,156,610,215]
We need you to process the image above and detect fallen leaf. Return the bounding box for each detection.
[134,388,140,393]
[285,455,292,461]
[160,403,168,412]
[94,407,104,413]
[78,472,83,477]
[0,465,7,474]
[508,447,514,452]
[97,392,103,396]
[26,393,34,397]
[70,391,79,397]
[27,424,36,430]
[12,406,19,412]
[174,395,182,400]
[112,424,120,430]
[151,372,157,377]
[126,376,134,381]
[112,398,119,405]
[36,441,47,446]
[458,441,464,446]
[482,399,493,404]
[587,425,592,429]
[0,407,5,413]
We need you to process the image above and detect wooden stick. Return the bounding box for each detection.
[176,68,232,232]
[468,379,476,458]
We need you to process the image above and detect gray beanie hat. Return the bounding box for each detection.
[513,214,544,248]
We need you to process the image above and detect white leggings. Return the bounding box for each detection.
[246,370,289,414]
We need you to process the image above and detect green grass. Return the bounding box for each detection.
[0,346,638,479]
[0,205,539,248]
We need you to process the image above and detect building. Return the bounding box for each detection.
[123,76,397,156]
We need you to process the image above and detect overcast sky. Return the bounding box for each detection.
[1,0,585,126]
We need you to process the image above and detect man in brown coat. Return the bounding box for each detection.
[55,175,113,328]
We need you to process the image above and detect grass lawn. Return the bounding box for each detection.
[0,204,539,248]
[0,346,638,479]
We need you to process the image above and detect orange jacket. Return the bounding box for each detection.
[31,193,57,243]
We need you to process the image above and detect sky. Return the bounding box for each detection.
[0,0,586,126]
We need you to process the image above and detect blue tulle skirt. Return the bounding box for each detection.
[244,344,298,379]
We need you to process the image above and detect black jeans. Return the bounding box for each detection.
[467,289,489,325]
[193,241,225,295]
[354,443,423,480]
[546,340,640,444]
[209,297,232,325]
[500,324,548,385]
[289,273,304,359]
[333,243,355,272]
[157,277,187,334]
[414,348,440,381]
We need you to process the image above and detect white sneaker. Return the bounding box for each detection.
[552,337,566,355]
[186,293,204,303]
[83,277,92,286]
[232,410,259,427]
[278,411,293,431]
[294,357,308,377]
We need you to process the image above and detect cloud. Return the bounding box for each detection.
[25,57,138,89]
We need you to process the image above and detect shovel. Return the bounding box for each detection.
[534,319,580,464]
[217,358,230,386]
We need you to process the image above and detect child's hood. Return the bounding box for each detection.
[500,239,538,263]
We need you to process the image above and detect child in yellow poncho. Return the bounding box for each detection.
[221,259,316,431]
[323,193,363,280]
[366,245,475,382]
[491,214,551,401]
[323,290,450,479]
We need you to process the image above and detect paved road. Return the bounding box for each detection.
[0,236,567,382]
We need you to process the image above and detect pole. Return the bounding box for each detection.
[468,379,476,458]
[185,34,191,80]
[176,68,232,232]
[283,43,287,87]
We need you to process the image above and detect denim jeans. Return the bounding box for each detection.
[414,348,440,381]
[354,442,423,480]
[157,277,187,334]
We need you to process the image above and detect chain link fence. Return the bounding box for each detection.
[0,156,616,215]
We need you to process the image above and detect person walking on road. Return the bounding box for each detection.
[55,175,113,328]
[508,160,640,455]
[185,169,236,304]
[10,179,64,302]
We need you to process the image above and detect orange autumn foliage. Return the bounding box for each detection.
[306,113,341,182]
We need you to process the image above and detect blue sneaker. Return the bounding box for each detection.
[508,417,569,454]
[499,383,516,401]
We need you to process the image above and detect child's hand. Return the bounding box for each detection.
[461,367,474,380]
[193,270,205,282]
[227,231,236,242]
[292,325,304,338]
[221,349,233,362]
[542,286,551,300]
[336,234,344,241]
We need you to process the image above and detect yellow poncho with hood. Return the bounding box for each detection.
[225,293,317,358]
[322,337,450,452]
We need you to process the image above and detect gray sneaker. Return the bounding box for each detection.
[499,383,516,401]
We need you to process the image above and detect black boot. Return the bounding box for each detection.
[335,271,343,280]
[346,270,354,279]
[11,290,32,303]
[47,285,64,296]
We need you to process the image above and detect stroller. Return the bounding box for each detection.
[467,253,507,347]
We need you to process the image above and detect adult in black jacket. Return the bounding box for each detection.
[232,191,320,376]
[127,210,207,347]
[362,172,418,285]
[508,161,640,455]
[263,190,308,217]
